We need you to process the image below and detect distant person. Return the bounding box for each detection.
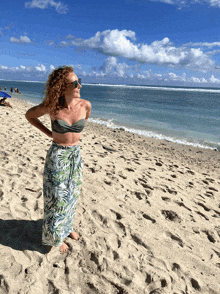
[10,87,13,93]
[4,87,6,90]
[0,98,12,108]
[0,87,2,91]
[15,88,18,93]
[25,66,91,253]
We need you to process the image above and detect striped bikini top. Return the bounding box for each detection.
[51,118,86,134]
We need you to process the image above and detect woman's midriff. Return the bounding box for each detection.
[52,132,81,146]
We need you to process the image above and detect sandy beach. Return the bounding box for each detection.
[0,97,220,294]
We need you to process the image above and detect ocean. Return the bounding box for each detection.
[1,79,219,151]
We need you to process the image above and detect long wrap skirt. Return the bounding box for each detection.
[42,141,83,246]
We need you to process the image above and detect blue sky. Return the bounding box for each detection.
[1,0,220,87]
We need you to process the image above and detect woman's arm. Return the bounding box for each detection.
[25,104,52,138]
[85,101,92,122]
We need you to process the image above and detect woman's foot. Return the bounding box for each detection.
[68,231,80,240]
[60,242,69,253]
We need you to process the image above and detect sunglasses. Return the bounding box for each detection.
[71,78,81,88]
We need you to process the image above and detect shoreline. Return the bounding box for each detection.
[8,94,220,151]
[5,97,220,170]
[3,96,220,174]
[0,97,219,293]
[88,117,220,152]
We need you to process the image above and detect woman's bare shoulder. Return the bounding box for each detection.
[25,103,50,119]
[81,99,91,109]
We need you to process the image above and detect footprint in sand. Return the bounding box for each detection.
[109,209,122,220]
[142,213,156,223]
[92,210,108,227]
[161,196,171,202]
[204,191,214,197]
[165,232,184,247]
[171,174,177,178]
[130,191,151,205]
[155,162,163,167]
[140,182,154,191]
[195,211,209,221]
[209,187,218,192]
[145,275,168,293]
[0,190,3,201]
[112,221,127,237]
[0,275,9,293]
[212,210,220,218]
[202,230,216,243]
[131,233,151,251]
[161,210,181,223]
[174,201,192,212]
[172,262,181,274]
[88,164,102,174]
[166,187,177,195]
[214,227,220,238]
[172,261,201,291]
[118,171,127,179]
[187,170,195,175]
[125,167,135,172]
[104,177,118,186]
[202,179,209,185]
[191,278,201,291]
[197,202,211,212]
[134,191,147,200]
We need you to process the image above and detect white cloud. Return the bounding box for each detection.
[150,0,220,8]
[205,0,220,7]
[189,76,207,83]
[10,35,33,45]
[25,0,68,14]
[77,58,217,86]
[185,41,220,48]
[209,74,220,83]
[4,22,14,31]
[0,64,55,81]
[35,64,47,71]
[99,57,129,77]
[59,29,215,72]
[168,72,182,80]
[1,60,220,87]
[57,40,69,47]
[44,39,55,46]
[65,34,75,40]
[0,22,14,36]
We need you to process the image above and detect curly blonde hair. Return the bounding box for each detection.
[42,66,74,116]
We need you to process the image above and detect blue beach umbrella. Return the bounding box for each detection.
[0,91,11,98]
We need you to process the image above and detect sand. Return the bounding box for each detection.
[0,97,220,294]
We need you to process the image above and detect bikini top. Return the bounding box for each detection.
[51,118,86,134]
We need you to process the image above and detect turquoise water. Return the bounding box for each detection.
[1,79,219,150]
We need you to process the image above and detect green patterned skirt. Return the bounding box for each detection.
[42,141,83,246]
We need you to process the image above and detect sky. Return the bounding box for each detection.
[1,0,220,87]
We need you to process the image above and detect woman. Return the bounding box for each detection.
[0,98,12,108]
[25,66,91,253]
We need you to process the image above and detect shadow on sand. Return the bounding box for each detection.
[0,218,47,254]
